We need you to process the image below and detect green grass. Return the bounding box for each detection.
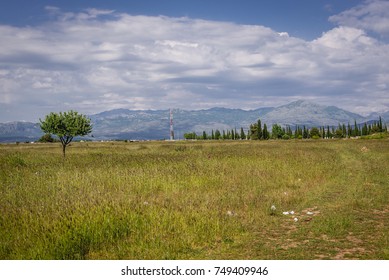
[1,139,388,259]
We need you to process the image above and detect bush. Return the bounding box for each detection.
[38,133,56,143]
[282,134,290,140]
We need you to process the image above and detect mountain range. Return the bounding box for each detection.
[1,100,388,142]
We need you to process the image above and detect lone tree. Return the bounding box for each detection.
[40,110,92,158]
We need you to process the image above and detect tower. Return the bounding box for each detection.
[170,108,174,141]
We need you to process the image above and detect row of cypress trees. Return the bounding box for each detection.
[184,117,387,140]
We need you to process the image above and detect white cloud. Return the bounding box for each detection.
[329,0,389,37]
[0,6,388,122]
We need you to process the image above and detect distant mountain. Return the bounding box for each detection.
[0,122,41,142]
[260,100,366,127]
[89,106,275,140]
[0,100,387,142]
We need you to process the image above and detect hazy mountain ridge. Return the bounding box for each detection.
[1,100,388,142]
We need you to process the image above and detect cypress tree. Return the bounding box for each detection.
[257,119,263,140]
[263,124,269,140]
[303,126,308,139]
[379,116,383,132]
[294,126,299,139]
[326,125,331,139]
[347,123,352,138]
[342,124,347,138]
[354,120,359,137]
[240,127,246,140]
[362,123,368,136]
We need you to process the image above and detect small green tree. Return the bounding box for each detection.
[40,110,92,158]
[309,127,321,138]
[38,133,56,143]
[249,123,259,140]
[184,132,197,140]
[271,124,284,139]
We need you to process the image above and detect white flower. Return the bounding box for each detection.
[294,218,298,222]
[290,211,295,215]
[270,205,276,211]
[283,211,289,215]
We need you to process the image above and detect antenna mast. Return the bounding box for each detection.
[170,108,174,141]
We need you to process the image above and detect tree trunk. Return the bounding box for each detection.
[62,144,66,159]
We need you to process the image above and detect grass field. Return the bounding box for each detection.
[1,138,388,259]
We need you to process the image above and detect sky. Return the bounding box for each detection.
[0,0,389,122]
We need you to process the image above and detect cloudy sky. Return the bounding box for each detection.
[0,0,388,122]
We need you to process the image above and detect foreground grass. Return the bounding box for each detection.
[0,139,388,259]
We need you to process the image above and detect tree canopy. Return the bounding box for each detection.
[40,110,92,158]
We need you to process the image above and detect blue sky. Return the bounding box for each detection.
[0,0,360,40]
[0,0,388,122]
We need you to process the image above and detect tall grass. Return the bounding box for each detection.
[0,139,388,259]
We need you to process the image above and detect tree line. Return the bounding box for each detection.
[184,117,387,140]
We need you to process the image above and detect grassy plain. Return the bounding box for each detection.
[0,138,388,259]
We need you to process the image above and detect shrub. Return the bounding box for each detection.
[38,133,56,143]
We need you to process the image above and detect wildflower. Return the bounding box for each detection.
[294,218,298,222]
[283,211,289,215]
[270,205,276,211]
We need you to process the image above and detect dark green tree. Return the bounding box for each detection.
[353,120,359,137]
[40,110,92,158]
[378,116,383,132]
[347,123,352,138]
[240,127,246,140]
[309,127,321,139]
[303,126,308,139]
[326,125,332,139]
[263,124,269,140]
[257,119,263,140]
[362,123,368,136]
[335,128,344,138]
[342,124,347,138]
[38,133,56,143]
